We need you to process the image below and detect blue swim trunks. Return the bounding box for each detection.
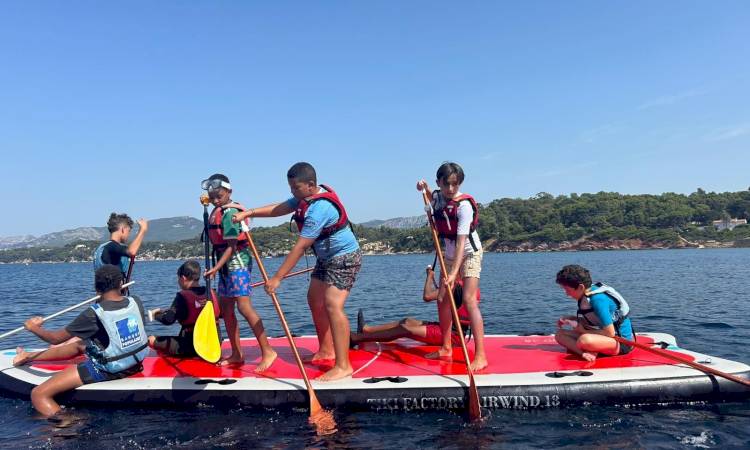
[218,267,252,297]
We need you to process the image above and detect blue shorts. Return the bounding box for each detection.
[218,267,252,298]
[77,359,142,385]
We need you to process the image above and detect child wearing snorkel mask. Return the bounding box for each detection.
[201,174,276,371]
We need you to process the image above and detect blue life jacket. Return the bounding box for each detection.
[86,297,149,373]
[93,241,130,275]
[577,282,631,336]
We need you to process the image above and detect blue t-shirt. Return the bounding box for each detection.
[286,197,359,260]
[586,292,634,341]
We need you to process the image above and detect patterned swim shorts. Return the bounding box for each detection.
[218,267,252,298]
[312,249,362,291]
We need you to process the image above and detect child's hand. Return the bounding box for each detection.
[445,272,457,287]
[24,317,43,330]
[264,276,281,296]
[137,218,149,232]
[231,211,249,223]
[416,180,428,191]
[204,267,218,280]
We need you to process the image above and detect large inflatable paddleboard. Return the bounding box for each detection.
[1,333,748,411]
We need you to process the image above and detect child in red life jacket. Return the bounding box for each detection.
[148,260,220,357]
[416,162,487,371]
[350,266,480,347]
[202,174,277,371]
[232,162,362,382]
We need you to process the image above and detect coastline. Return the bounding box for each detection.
[2,239,747,265]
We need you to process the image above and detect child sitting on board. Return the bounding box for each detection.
[554,264,635,362]
[13,265,148,417]
[148,260,220,358]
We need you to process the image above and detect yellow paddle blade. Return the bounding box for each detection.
[193,302,221,363]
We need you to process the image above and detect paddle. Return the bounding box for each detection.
[420,188,482,421]
[193,194,222,363]
[239,220,336,434]
[123,255,135,295]
[249,267,314,288]
[0,281,136,340]
[613,335,750,388]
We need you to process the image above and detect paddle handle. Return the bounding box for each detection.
[420,189,482,421]
[0,281,136,340]
[613,336,750,388]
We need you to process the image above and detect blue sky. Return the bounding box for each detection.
[1,2,748,236]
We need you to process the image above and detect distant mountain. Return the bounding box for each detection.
[359,215,426,229]
[0,216,203,250]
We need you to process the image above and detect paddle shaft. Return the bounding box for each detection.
[0,281,136,340]
[242,223,324,415]
[613,336,750,388]
[202,205,213,295]
[249,267,314,288]
[420,189,482,421]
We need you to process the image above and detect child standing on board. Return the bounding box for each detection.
[202,174,277,371]
[417,162,487,371]
[232,162,361,381]
[554,264,635,362]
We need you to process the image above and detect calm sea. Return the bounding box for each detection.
[0,249,749,449]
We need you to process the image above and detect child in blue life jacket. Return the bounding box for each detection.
[148,260,220,358]
[232,162,362,382]
[13,265,148,418]
[93,213,148,278]
[555,264,635,362]
[416,162,487,371]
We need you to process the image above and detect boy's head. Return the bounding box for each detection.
[95,265,124,294]
[435,162,465,199]
[177,260,201,288]
[107,213,134,242]
[202,173,232,206]
[555,264,592,300]
[287,162,318,200]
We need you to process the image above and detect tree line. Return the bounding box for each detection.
[2,188,749,263]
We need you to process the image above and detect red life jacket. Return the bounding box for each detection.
[453,282,481,326]
[432,191,480,251]
[292,185,351,241]
[180,287,220,332]
[208,204,249,252]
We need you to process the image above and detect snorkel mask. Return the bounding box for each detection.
[201,178,232,192]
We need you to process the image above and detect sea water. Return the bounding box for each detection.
[0,249,748,449]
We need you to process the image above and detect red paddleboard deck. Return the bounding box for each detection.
[1,333,748,411]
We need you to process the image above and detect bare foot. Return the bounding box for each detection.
[581,352,597,362]
[316,366,353,382]
[13,347,29,366]
[304,352,335,364]
[218,354,245,367]
[425,348,452,360]
[254,350,278,373]
[470,356,488,372]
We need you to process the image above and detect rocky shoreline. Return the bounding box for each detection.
[2,238,748,265]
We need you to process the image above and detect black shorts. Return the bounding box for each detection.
[618,342,633,355]
[152,335,197,358]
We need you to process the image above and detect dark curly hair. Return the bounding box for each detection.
[177,260,201,281]
[107,213,134,233]
[95,265,124,293]
[555,264,592,289]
